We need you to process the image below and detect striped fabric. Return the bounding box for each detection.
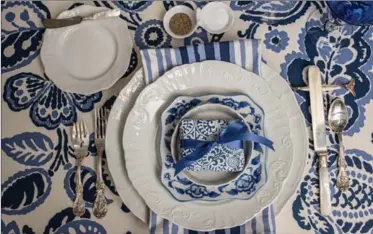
[140,39,276,234]
[149,206,276,234]
[140,40,261,84]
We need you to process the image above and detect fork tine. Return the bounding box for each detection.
[103,108,109,137]
[78,121,83,141]
[73,122,77,139]
[100,108,104,138]
[94,108,97,139]
[83,121,88,138]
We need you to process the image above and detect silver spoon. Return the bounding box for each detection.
[328,97,349,191]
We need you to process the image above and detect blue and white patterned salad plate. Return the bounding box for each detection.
[122,61,307,231]
[160,95,268,201]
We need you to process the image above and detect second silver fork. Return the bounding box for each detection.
[93,107,109,218]
[72,121,89,217]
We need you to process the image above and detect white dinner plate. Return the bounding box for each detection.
[122,61,307,231]
[106,63,307,229]
[41,5,133,94]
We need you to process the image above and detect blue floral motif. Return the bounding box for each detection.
[101,152,119,196]
[2,132,54,166]
[292,147,373,234]
[43,207,91,234]
[64,166,113,209]
[165,155,175,169]
[235,174,256,193]
[48,128,74,176]
[121,203,130,213]
[281,24,373,136]
[112,1,152,13]
[3,72,102,130]
[208,97,250,111]
[54,220,107,234]
[232,1,322,26]
[135,19,171,49]
[184,27,209,45]
[2,168,52,215]
[163,1,208,11]
[2,221,21,234]
[164,173,171,180]
[2,220,35,234]
[264,29,289,53]
[185,184,209,199]
[165,98,201,124]
[1,1,50,73]
[122,48,138,78]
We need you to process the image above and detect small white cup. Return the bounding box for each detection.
[197,2,234,34]
[163,5,198,39]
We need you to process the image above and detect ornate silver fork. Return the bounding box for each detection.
[71,120,89,217]
[93,107,109,218]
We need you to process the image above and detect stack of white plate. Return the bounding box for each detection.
[106,60,308,231]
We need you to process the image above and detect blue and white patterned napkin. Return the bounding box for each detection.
[141,39,277,233]
[180,119,245,172]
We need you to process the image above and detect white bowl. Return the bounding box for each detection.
[197,2,234,34]
[163,5,197,39]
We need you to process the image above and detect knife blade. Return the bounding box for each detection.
[43,9,121,29]
[308,66,332,216]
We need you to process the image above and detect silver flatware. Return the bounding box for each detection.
[43,9,121,28]
[308,66,332,216]
[71,120,89,217]
[93,107,109,218]
[328,98,349,191]
[292,79,356,97]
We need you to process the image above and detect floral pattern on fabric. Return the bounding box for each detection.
[2,1,373,233]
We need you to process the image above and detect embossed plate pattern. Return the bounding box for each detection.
[123,61,307,230]
[41,5,133,94]
[106,63,307,229]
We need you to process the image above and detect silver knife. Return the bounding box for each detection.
[43,9,121,29]
[308,66,332,216]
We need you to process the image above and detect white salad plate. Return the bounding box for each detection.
[41,5,133,94]
[122,61,307,231]
[160,95,266,202]
[106,62,307,229]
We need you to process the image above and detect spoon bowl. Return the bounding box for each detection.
[328,98,348,133]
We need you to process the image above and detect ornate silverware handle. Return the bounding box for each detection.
[73,152,86,216]
[319,152,332,216]
[93,145,108,218]
[337,133,349,191]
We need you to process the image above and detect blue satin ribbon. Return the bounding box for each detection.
[174,120,274,175]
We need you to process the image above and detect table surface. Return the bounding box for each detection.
[2,1,373,234]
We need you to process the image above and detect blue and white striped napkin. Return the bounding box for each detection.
[150,206,276,234]
[141,40,261,85]
[141,40,277,234]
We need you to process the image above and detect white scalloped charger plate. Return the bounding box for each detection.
[122,61,307,231]
[106,63,307,229]
[41,5,133,94]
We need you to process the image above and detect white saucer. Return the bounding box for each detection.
[41,5,133,94]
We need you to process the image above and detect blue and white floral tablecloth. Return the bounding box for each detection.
[2,1,373,234]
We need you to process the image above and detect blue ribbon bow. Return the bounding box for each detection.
[174,120,274,175]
